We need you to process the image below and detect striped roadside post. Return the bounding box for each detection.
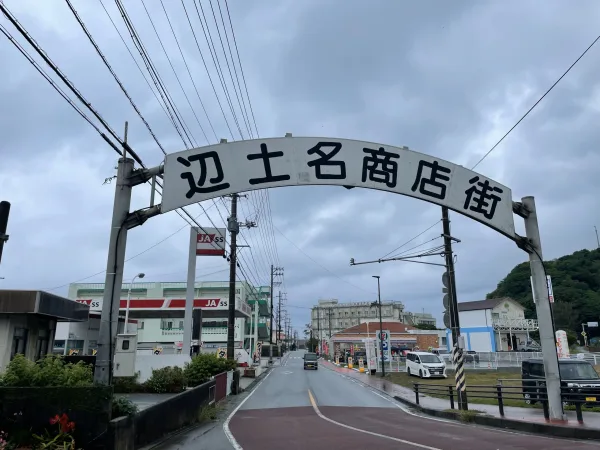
[452,345,468,410]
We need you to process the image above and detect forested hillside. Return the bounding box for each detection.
[486,248,600,335]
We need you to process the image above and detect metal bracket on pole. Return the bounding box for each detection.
[123,205,161,230]
[128,164,164,187]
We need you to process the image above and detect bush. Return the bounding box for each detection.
[112,397,139,418]
[144,366,186,394]
[113,373,146,393]
[184,354,237,387]
[0,355,93,387]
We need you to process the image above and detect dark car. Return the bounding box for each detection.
[464,350,480,364]
[522,359,600,406]
[304,352,319,370]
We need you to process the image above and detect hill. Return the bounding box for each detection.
[486,248,600,335]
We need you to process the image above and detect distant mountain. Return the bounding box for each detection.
[486,248,600,334]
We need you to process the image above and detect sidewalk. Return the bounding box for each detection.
[322,360,600,429]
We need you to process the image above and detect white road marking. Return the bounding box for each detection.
[307,389,441,450]
[223,368,274,449]
[323,363,600,445]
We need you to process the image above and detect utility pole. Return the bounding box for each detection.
[372,276,385,378]
[278,291,282,354]
[0,201,10,265]
[226,193,240,361]
[595,226,599,249]
[442,206,468,410]
[269,265,283,364]
[94,154,162,385]
[316,307,320,354]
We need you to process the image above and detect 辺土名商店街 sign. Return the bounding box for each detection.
[161,137,516,238]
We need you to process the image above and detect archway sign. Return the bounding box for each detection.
[161,137,514,238]
[158,136,562,420]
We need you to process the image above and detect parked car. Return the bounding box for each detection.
[303,352,319,370]
[522,359,600,406]
[406,351,447,378]
[432,348,452,363]
[464,350,480,363]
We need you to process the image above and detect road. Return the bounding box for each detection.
[155,350,600,449]
[226,350,599,450]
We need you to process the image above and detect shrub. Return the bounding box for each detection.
[0,354,38,387]
[113,373,145,393]
[184,354,237,387]
[144,366,186,394]
[111,397,139,418]
[0,354,93,387]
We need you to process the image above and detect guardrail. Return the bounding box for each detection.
[413,379,599,424]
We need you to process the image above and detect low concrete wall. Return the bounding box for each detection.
[393,395,600,441]
[107,379,216,449]
[135,354,191,382]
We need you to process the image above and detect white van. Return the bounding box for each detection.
[406,351,447,378]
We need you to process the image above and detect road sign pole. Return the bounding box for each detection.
[183,227,197,356]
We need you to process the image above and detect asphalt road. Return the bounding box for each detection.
[153,350,600,449]
[227,350,600,450]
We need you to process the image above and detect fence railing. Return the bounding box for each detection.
[413,379,599,424]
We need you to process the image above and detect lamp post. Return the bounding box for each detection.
[371,275,385,378]
[124,272,145,333]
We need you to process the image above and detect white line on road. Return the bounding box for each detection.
[307,389,442,450]
[223,368,274,449]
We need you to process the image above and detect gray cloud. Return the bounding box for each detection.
[1,0,599,337]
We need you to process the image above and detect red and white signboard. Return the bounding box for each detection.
[196,227,226,256]
[76,298,227,311]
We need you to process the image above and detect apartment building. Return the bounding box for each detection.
[310,298,437,343]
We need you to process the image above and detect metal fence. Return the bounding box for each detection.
[414,379,598,424]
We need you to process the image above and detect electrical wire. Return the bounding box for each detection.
[65,0,166,154]
[471,33,600,170]
[0,24,122,156]
[273,224,375,295]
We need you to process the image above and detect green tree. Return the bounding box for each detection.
[486,248,600,339]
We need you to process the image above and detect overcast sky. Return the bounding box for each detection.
[1,0,599,336]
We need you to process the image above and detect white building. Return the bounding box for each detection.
[445,297,539,352]
[310,298,437,344]
[54,281,271,355]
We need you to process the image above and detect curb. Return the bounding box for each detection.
[240,365,272,393]
[393,395,600,441]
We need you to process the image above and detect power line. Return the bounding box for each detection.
[380,220,441,259]
[65,0,166,154]
[45,202,218,291]
[273,224,374,295]
[224,0,259,138]
[159,0,218,142]
[471,33,600,170]
[0,23,122,156]
[195,0,244,139]
[138,0,208,145]
[180,0,235,140]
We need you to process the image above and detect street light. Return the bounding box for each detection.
[124,272,145,332]
[372,275,385,378]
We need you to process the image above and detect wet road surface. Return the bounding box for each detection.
[227,350,600,450]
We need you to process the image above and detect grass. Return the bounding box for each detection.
[198,403,224,422]
[389,370,600,412]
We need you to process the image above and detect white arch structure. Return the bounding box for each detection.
[95,136,564,421]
